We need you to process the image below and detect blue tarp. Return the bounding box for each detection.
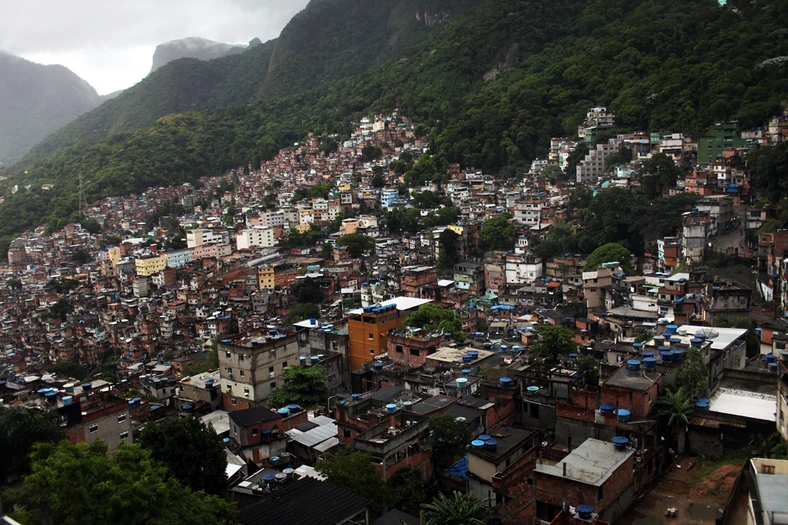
[444,455,468,479]
[490,304,515,311]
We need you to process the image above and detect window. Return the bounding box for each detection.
[410,349,420,357]
[117,414,127,423]
[239,354,245,362]
[344,429,352,438]
[269,366,275,373]
[370,348,375,355]
[252,428,258,436]
[89,424,99,433]
[270,382,276,389]
[396,345,403,354]
[368,333,374,340]
[231,398,237,406]
[597,486,604,500]
[244,387,250,396]
[506,458,511,467]
[120,431,129,440]
[225,351,231,359]
[763,465,776,475]
[240,370,245,377]
[227,368,232,374]
[282,361,288,369]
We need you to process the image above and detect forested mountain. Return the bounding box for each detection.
[150,37,247,73]
[0,51,101,165]
[1,0,786,255]
[19,0,483,165]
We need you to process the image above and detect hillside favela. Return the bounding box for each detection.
[1,1,788,524]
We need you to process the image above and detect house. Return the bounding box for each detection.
[740,458,788,525]
[228,405,308,465]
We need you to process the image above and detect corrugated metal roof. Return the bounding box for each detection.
[287,421,337,448]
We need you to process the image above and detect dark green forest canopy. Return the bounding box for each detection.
[0,0,785,255]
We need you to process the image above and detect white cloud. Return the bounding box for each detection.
[0,0,309,94]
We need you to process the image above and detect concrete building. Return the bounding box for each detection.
[741,458,788,525]
[187,228,229,248]
[165,249,192,268]
[218,329,300,410]
[236,226,276,250]
[135,255,167,277]
[576,139,622,185]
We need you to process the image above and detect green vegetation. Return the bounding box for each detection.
[388,466,428,517]
[336,233,376,258]
[402,303,466,342]
[422,490,499,525]
[5,441,237,525]
[675,347,709,399]
[0,408,65,483]
[267,365,330,409]
[479,214,515,251]
[437,228,460,269]
[1,0,786,253]
[584,242,635,275]
[315,448,389,516]
[137,416,228,497]
[290,277,324,304]
[430,414,472,468]
[530,325,578,362]
[286,302,321,323]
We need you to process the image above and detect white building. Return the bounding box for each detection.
[236,226,276,251]
[187,228,229,248]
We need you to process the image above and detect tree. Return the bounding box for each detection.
[437,229,460,269]
[6,278,22,292]
[430,414,471,468]
[49,298,71,320]
[290,278,324,304]
[371,168,386,188]
[675,347,708,399]
[5,441,236,525]
[530,325,578,362]
[402,304,466,342]
[479,214,515,251]
[584,242,635,275]
[286,303,321,323]
[50,360,89,381]
[576,353,599,386]
[137,416,228,496]
[316,448,390,515]
[0,408,65,483]
[639,153,682,199]
[387,466,427,517]
[658,387,695,455]
[337,233,375,258]
[422,490,498,525]
[541,164,563,182]
[267,365,330,408]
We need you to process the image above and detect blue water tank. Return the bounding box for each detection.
[672,349,685,361]
[270,456,280,464]
[627,360,641,371]
[471,440,485,449]
[478,434,492,441]
[468,351,479,359]
[500,345,508,353]
[499,377,513,388]
[695,398,710,410]
[462,369,472,375]
[766,354,777,364]
[643,357,657,369]
[62,395,73,406]
[569,353,578,360]
[642,351,655,358]
[694,332,707,341]
[183,404,193,412]
[665,324,678,335]
[351,393,361,402]
[484,439,498,450]
[386,403,397,413]
[612,436,630,450]
[669,337,682,346]
[287,404,300,412]
[373,362,384,372]
[616,409,631,422]
[599,404,615,413]
[263,474,277,482]
[690,338,703,348]
[277,407,290,416]
[527,386,539,395]
[577,505,594,520]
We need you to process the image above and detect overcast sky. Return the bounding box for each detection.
[0,0,310,95]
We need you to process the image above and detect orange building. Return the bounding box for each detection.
[346,297,432,370]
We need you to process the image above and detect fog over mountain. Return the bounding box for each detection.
[150,37,248,73]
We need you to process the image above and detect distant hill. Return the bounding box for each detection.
[150,37,247,73]
[0,51,101,165]
[2,0,787,256]
[19,0,483,165]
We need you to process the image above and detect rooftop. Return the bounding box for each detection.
[238,477,368,525]
[603,366,660,392]
[346,296,432,316]
[708,387,776,422]
[229,406,283,426]
[467,425,534,463]
[535,438,634,486]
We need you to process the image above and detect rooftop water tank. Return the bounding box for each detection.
[569,353,578,360]
[462,369,472,375]
[672,349,685,361]
[468,351,479,359]
[577,505,594,520]
[611,436,629,451]
[616,409,631,422]
[512,345,521,352]
[690,338,703,349]
[478,434,492,441]
[263,474,277,483]
[695,398,710,410]
[766,354,777,364]
[599,403,615,413]
[694,332,707,341]
[653,335,665,345]
[270,456,280,464]
[462,353,474,363]
[351,393,361,402]
[386,403,397,413]
[499,377,513,388]
[82,382,93,391]
[769,362,779,373]
[642,351,655,358]
[527,386,539,395]
[665,324,678,335]
[500,345,508,353]
[276,473,287,484]
[300,356,307,363]
[287,404,300,412]
[62,395,73,406]
[183,404,193,413]
[456,378,468,389]
[627,360,641,371]
[362,362,371,370]
[669,337,682,346]
[373,362,383,372]
[484,439,498,450]
[471,440,485,449]
[277,407,290,416]
[659,347,673,363]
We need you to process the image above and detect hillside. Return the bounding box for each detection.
[150,37,247,73]
[19,0,483,165]
[1,0,786,255]
[0,51,101,165]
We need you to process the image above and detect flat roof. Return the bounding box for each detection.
[535,438,634,486]
[680,325,748,351]
[346,297,432,315]
[428,347,495,364]
[468,426,533,463]
[603,366,660,392]
[709,388,776,422]
[754,472,788,515]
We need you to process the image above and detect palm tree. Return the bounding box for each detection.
[422,491,499,525]
[658,387,695,454]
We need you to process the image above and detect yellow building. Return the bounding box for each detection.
[293,224,311,234]
[135,255,167,277]
[447,224,464,235]
[258,264,275,290]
